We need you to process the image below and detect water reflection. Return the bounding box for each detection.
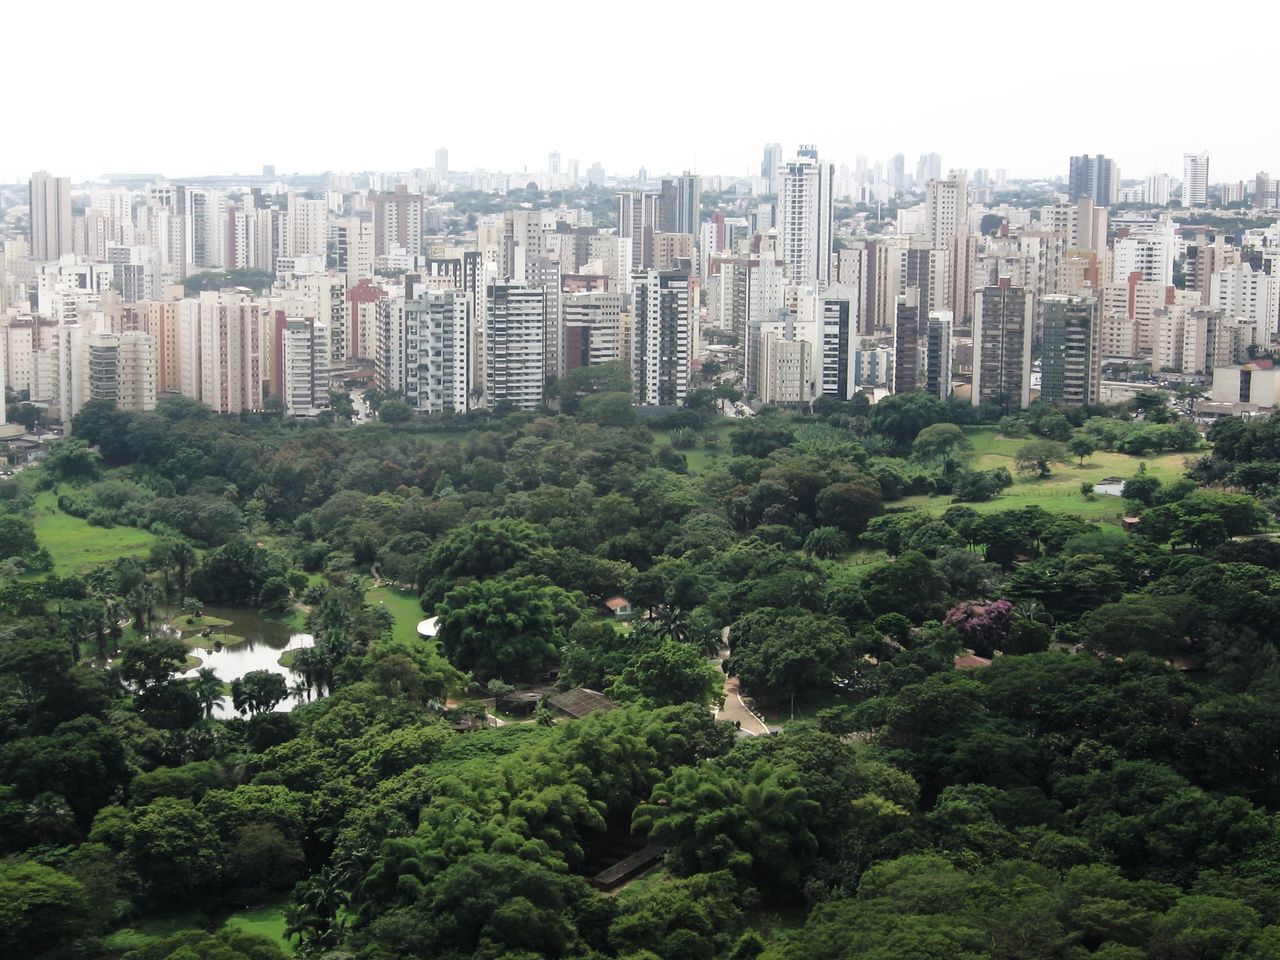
[172,605,314,718]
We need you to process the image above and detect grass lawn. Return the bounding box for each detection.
[264,604,309,631]
[220,902,293,955]
[30,489,159,575]
[367,584,427,640]
[650,420,735,474]
[172,614,235,633]
[186,633,248,651]
[898,428,1197,520]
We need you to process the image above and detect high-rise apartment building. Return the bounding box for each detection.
[973,281,1034,411]
[179,292,268,413]
[778,148,834,284]
[1145,173,1171,206]
[892,288,922,394]
[272,313,330,416]
[618,191,661,270]
[925,310,954,400]
[29,171,73,262]
[369,186,424,257]
[1041,295,1100,406]
[631,269,693,407]
[485,283,545,410]
[562,291,624,370]
[1068,155,1118,206]
[1182,153,1209,207]
[379,289,469,414]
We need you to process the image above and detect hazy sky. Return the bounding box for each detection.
[6,0,1274,185]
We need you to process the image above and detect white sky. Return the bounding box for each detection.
[5,0,1275,185]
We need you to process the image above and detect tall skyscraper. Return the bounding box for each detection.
[548,151,561,176]
[1068,155,1118,205]
[890,154,906,193]
[1041,295,1100,406]
[973,281,1034,411]
[29,171,72,261]
[1183,153,1209,207]
[916,153,942,186]
[761,143,782,193]
[435,148,449,179]
[631,269,693,407]
[778,148,834,284]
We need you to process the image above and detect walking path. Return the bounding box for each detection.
[711,627,770,735]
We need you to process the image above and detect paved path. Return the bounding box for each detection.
[711,628,770,735]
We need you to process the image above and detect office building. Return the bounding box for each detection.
[1041,295,1099,406]
[973,281,1033,410]
[761,143,783,194]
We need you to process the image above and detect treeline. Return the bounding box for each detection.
[2,385,1279,959]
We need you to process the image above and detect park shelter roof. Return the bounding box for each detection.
[548,687,617,718]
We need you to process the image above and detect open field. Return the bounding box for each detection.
[650,419,736,473]
[897,428,1198,520]
[221,902,293,955]
[367,584,427,640]
[31,489,160,574]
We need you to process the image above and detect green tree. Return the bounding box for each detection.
[912,422,970,474]
[126,796,223,903]
[435,576,563,680]
[815,481,885,539]
[1014,439,1070,477]
[379,399,414,423]
[0,861,89,959]
[607,641,722,708]
[1068,434,1097,465]
[727,609,850,708]
[230,670,287,715]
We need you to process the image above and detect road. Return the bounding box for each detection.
[711,628,770,736]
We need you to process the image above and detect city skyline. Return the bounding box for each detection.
[3,0,1274,184]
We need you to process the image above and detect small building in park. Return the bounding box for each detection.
[547,687,616,719]
[603,596,632,617]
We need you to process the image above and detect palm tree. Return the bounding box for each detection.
[192,667,224,719]
[126,584,156,633]
[288,678,311,704]
[1013,600,1055,627]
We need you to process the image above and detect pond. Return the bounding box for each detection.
[172,605,314,718]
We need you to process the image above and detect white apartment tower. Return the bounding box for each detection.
[778,148,834,284]
[1183,153,1209,207]
[485,283,546,410]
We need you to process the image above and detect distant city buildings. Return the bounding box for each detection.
[0,141,1275,425]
